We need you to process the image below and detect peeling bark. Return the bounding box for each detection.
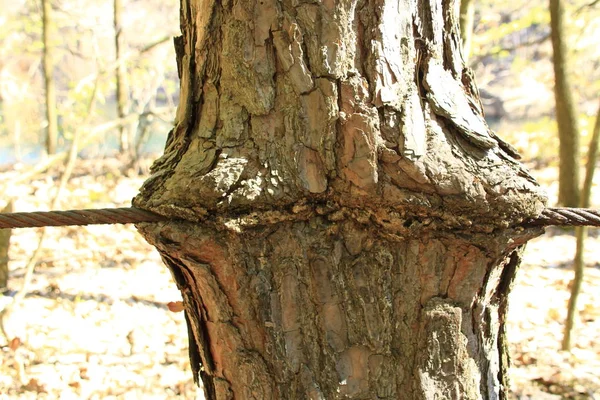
[134,0,547,398]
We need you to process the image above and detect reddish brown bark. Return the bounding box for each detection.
[134,0,547,398]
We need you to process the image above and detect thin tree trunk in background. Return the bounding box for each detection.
[460,0,475,62]
[563,99,600,350]
[42,0,58,155]
[0,77,99,342]
[134,0,547,397]
[550,0,580,207]
[579,101,600,205]
[0,201,13,292]
[114,0,130,155]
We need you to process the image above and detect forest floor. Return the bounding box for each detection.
[0,158,599,399]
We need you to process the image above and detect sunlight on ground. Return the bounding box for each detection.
[509,231,600,398]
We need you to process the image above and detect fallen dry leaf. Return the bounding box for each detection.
[167,301,184,313]
[9,337,21,351]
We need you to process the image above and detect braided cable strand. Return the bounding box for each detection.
[0,207,167,229]
[530,207,600,227]
[0,206,600,229]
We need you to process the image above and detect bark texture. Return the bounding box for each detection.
[134,0,547,398]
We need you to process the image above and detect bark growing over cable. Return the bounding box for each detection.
[134,0,547,398]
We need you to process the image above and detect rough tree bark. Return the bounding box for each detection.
[134,0,546,398]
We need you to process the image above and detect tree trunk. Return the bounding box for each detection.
[134,0,547,398]
[114,0,131,155]
[0,201,12,292]
[562,99,600,350]
[42,0,58,155]
[550,0,580,207]
[459,0,475,62]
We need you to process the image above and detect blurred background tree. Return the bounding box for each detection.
[0,0,598,180]
[468,0,598,182]
[550,0,581,207]
[113,0,130,156]
[459,0,475,61]
[0,0,180,165]
[459,0,600,358]
[42,0,58,155]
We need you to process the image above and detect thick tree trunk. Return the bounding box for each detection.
[549,0,580,207]
[134,0,546,398]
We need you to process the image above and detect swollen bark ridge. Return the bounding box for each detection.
[134,0,546,398]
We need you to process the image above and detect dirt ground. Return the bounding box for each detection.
[0,159,599,399]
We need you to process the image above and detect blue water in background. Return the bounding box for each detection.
[0,131,167,168]
[0,146,44,165]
